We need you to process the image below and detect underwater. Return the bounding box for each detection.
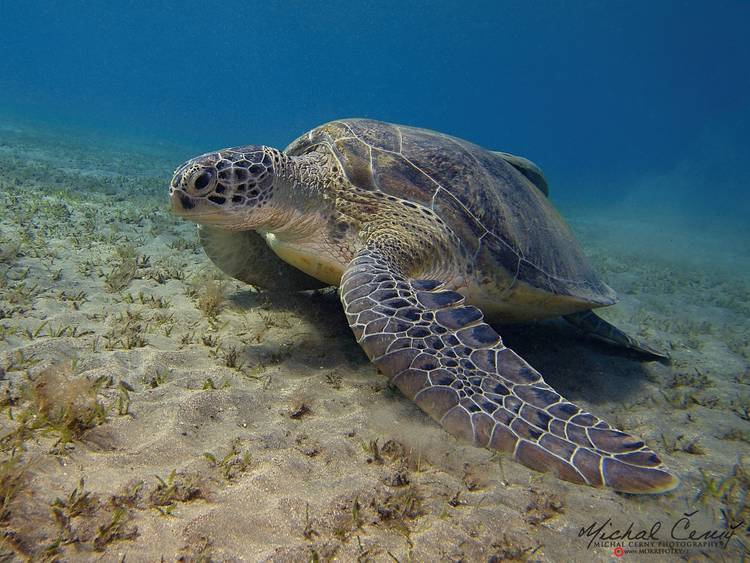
[0,1,748,561]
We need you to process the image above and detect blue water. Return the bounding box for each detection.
[1,1,748,214]
[2,4,750,560]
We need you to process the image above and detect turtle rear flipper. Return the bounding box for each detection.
[198,225,327,291]
[564,310,670,362]
[340,241,678,494]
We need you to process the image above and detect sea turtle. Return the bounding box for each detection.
[169,118,678,494]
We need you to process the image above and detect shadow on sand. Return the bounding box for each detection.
[228,288,654,410]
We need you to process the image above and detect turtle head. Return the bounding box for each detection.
[170,146,281,229]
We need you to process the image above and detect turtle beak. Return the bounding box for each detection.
[170,188,196,214]
[169,186,234,225]
[169,186,214,220]
[169,167,189,215]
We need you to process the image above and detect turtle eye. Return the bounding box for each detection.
[190,169,215,193]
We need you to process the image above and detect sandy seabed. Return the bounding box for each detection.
[0,121,748,562]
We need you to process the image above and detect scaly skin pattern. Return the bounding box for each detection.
[339,241,678,494]
[170,118,679,493]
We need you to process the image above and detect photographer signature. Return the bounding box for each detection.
[578,510,744,550]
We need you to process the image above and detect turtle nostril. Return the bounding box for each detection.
[193,170,213,191]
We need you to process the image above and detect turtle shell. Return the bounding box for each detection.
[286,118,615,306]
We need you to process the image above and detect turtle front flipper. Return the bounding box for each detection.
[198,226,327,291]
[340,244,678,494]
[564,310,670,362]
